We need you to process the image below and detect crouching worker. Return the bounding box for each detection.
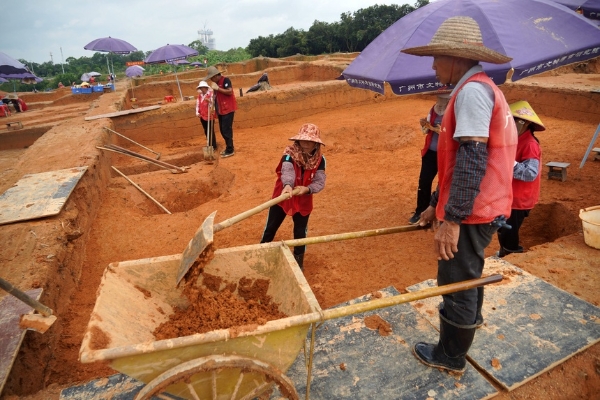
[260,123,326,270]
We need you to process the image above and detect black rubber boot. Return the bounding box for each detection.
[497,245,523,258]
[475,286,484,328]
[293,253,304,270]
[413,310,477,374]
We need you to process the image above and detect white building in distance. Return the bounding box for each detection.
[198,29,216,50]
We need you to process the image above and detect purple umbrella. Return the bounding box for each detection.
[125,65,145,99]
[0,52,31,75]
[0,71,40,93]
[552,0,600,19]
[342,0,600,95]
[84,36,137,54]
[145,44,198,100]
[125,65,145,78]
[84,36,138,90]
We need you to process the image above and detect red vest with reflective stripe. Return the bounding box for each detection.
[436,73,517,224]
[272,157,322,216]
[215,76,237,115]
[512,130,541,210]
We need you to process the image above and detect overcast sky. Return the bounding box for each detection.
[5,0,415,65]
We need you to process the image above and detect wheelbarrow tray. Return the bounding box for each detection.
[79,242,321,398]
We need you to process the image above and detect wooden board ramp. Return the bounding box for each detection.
[0,167,87,226]
[406,258,600,391]
[0,288,43,394]
[279,287,497,399]
[84,105,161,121]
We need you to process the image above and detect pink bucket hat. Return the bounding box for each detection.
[289,123,325,145]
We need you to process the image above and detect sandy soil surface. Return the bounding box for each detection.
[0,56,599,399]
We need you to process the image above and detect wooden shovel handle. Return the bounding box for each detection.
[213,189,301,233]
[0,277,53,317]
[282,224,424,247]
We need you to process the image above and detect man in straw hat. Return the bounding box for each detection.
[496,100,544,257]
[401,16,517,374]
[205,66,238,158]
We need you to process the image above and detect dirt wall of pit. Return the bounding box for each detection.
[114,78,600,148]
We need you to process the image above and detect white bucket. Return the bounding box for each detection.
[579,206,600,250]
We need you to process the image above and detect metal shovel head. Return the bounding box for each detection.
[176,211,216,285]
[203,145,215,161]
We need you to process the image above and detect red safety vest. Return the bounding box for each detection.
[272,156,323,216]
[196,91,215,120]
[512,130,541,210]
[214,76,237,115]
[421,107,439,157]
[436,73,517,224]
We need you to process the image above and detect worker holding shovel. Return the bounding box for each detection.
[195,80,217,150]
[260,123,327,270]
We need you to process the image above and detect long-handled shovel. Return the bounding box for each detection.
[176,189,301,285]
[0,277,57,333]
[203,102,215,162]
[280,225,425,248]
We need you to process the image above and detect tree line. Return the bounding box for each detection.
[1,1,427,93]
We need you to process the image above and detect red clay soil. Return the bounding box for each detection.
[0,56,599,399]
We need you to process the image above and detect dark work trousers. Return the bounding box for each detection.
[416,149,438,214]
[260,204,310,256]
[497,209,530,252]
[200,118,217,148]
[217,112,235,153]
[437,223,498,326]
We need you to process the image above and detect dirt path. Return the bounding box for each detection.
[0,59,599,399]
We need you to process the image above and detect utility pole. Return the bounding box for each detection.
[49,52,53,63]
[60,47,65,74]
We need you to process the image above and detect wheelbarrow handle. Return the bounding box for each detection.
[320,274,503,322]
[0,277,54,317]
[281,224,425,247]
[213,188,301,233]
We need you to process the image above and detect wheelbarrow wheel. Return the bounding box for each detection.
[134,354,299,400]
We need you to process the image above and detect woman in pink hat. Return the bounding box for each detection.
[260,123,327,270]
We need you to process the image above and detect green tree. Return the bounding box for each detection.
[188,40,209,55]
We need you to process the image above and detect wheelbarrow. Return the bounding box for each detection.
[79,242,501,400]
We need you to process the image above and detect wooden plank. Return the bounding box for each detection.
[280,287,497,399]
[546,161,570,168]
[60,373,147,400]
[0,167,87,225]
[0,288,43,394]
[406,258,600,391]
[84,105,161,121]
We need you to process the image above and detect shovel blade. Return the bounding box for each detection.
[20,314,57,334]
[203,145,215,162]
[176,211,216,285]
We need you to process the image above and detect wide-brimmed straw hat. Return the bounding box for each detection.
[510,100,545,131]
[196,80,209,89]
[289,123,325,145]
[204,66,224,80]
[401,16,512,65]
